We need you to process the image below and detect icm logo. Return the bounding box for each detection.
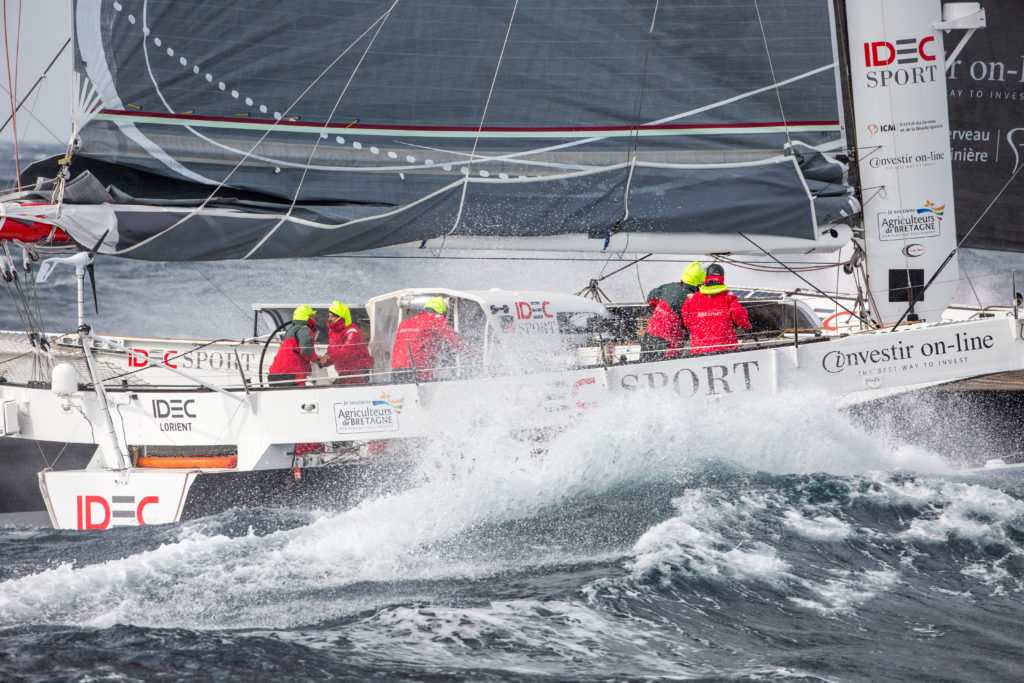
[863,36,938,88]
[866,123,895,137]
[903,243,926,257]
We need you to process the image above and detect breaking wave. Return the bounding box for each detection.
[3,388,1024,679]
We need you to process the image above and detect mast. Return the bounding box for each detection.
[843,0,979,323]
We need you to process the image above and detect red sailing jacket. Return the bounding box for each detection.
[325,319,373,384]
[680,288,751,354]
[391,311,473,379]
[268,319,319,378]
[645,282,696,342]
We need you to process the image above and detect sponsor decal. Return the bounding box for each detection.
[620,360,760,396]
[903,243,926,257]
[867,150,945,170]
[75,494,159,529]
[877,200,944,241]
[822,311,857,332]
[863,36,938,88]
[571,377,598,409]
[866,123,894,137]
[511,301,557,334]
[334,392,404,433]
[1008,127,1024,174]
[820,332,995,375]
[152,398,197,432]
[515,301,553,320]
[127,347,258,372]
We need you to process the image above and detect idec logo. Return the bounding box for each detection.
[864,36,936,67]
[862,36,938,88]
[151,399,197,419]
[515,301,553,320]
[75,494,159,529]
[128,348,179,369]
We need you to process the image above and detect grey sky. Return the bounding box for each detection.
[0,1,71,147]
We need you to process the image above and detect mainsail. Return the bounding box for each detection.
[16,0,857,260]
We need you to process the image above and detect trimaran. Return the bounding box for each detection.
[0,0,1020,529]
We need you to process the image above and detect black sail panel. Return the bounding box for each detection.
[62,0,852,259]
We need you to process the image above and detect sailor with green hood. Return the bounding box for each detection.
[640,261,705,360]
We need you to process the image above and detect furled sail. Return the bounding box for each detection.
[21,0,858,260]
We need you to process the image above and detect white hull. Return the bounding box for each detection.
[5,312,1024,529]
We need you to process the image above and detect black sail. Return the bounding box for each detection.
[37,0,854,260]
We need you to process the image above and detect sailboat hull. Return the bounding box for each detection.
[5,313,1024,529]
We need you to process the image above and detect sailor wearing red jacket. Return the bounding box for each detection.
[391,296,474,381]
[319,301,373,384]
[642,260,705,360]
[267,305,320,385]
[680,263,751,354]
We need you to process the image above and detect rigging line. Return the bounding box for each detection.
[957,162,1024,248]
[119,3,398,258]
[184,262,252,325]
[10,0,16,135]
[242,0,396,259]
[962,267,983,311]
[713,253,852,272]
[890,163,1024,331]
[171,3,399,220]
[593,253,653,285]
[752,0,790,149]
[620,0,660,225]
[738,232,868,322]
[2,0,20,182]
[444,0,521,242]
[0,77,64,145]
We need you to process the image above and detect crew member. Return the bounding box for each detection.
[680,263,751,354]
[641,260,705,360]
[319,301,373,384]
[391,296,474,381]
[268,304,320,386]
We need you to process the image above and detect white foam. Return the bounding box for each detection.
[789,568,899,613]
[335,599,692,676]
[0,379,1008,629]
[628,490,793,587]
[783,509,854,541]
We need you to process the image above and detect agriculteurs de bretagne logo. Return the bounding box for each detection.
[377,391,404,413]
[916,200,944,220]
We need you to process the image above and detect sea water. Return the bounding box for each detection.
[3,377,1024,680]
[4,254,1024,680]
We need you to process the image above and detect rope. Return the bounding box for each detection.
[242,1,397,259]
[957,161,1024,249]
[738,232,869,323]
[0,37,67,138]
[114,2,399,261]
[2,0,21,183]
[443,0,521,243]
[617,0,660,228]
[752,0,791,149]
